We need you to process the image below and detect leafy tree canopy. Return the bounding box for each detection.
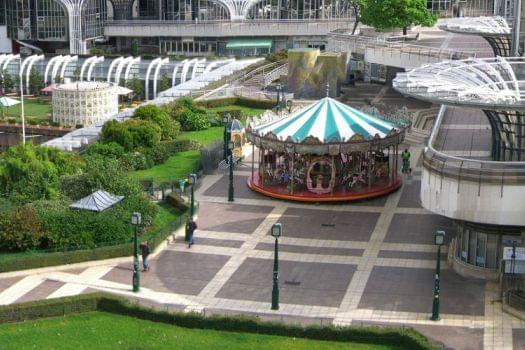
[361,0,436,33]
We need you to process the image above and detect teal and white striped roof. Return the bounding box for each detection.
[253,97,397,143]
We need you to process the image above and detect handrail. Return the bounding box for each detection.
[422,105,525,183]
[327,31,476,60]
[107,19,355,25]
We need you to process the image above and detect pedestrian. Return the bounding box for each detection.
[140,241,150,272]
[186,218,197,248]
[401,148,411,174]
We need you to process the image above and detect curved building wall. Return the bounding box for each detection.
[52,81,118,126]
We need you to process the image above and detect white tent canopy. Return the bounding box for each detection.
[69,190,124,212]
[0,96,21,107]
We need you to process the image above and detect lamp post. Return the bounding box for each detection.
[228,140,234,202]
[431,230,445,321]
[189,173,196,218]
[131,212,142,293]
[276,83,281,108]
[271,223,282,310]
[18,57,26,145]
[223,114,230,161]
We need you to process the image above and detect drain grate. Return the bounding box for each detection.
[284,280,301,286]
[321,223,335,227]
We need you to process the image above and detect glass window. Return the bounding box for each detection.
[476,232,487,267]
[36,0,67,41]
[82,0,106,40]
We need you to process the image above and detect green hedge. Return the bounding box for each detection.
[0,293,438,350]
[198,97,276,110]
[0,211,188,273]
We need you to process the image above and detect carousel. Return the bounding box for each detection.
[246,97,406,202]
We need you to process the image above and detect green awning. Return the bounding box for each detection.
[226,39,273,50]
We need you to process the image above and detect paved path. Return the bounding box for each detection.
[0,49,523,349]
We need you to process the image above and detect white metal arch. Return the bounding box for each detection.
[87,56,104,81]
[25,55,45,94]
[171,60,185,87]
[153,57,169,98]
[181,58,197,83]
[2,54,20,78]
[44,55,64,84]
[124,57,141,83]
[80,56,98,81]
[114,56,133,84]
[0,54,9,70]
[55,0,89,54]
[145,57,162,100]
[191,58,206,80]
[60,55,78,80]
[107,56,125,82]
[19,55,38,81]
[52,55,70,83]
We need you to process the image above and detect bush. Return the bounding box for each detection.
[197,97,275,110]
[165,192,189,212]
[100,119,161,151]
[0,206,44,251]
[132,105,180,141]
[75,124,84,129]
[178,110,211,131]
[84,142,125,159]
[7,118,16,124]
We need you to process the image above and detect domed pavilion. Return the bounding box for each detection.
[246,97,406,202]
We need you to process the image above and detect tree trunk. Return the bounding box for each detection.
[403,26,407,36]
[352,19,359,35]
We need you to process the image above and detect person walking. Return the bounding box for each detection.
[186,218,197,248]
[401,148,411,174]
[140,241,150,272]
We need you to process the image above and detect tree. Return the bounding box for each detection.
[2,70,14,93]
[132,105,180,140]
[159,72,170,93]
[0,142,83,203]
[360,0,436,35]
[131,39,139,57]
[350,0,365,35]
[28,70,44,95]
[100,119,161,151]
[127,76,143,101]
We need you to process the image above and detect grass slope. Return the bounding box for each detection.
[0,312,398,350]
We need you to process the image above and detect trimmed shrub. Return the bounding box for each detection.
[0,293,436,349]
[165,192,189,212]
[0,206,44,251]
[132,105,180,141]
[178,110,210,131]
[100,119,161,151]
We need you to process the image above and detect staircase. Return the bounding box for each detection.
[404,107,439,145]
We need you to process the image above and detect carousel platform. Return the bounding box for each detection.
[247,173,402,203]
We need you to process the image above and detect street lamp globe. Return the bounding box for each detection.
[131,212,142,225]
[434,231,445,246]
[189,173,197,185]
[271,223,282,238]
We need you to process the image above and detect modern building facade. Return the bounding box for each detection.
[393,56,525,279]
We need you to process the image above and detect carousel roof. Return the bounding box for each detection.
[252,97,396,143]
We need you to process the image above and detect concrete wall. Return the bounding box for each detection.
[421,167,525,227]
[0,27,12,53]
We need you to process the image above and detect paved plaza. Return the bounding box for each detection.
[0,31,522,349]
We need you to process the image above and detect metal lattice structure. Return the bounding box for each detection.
[52,81,119,126]
[438,16,512,56]
[393,56,525,160]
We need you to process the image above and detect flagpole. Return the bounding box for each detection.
[19,56,25,145]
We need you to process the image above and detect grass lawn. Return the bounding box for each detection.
[130,150,201,183]
[129,127,224,183]
[208,104,267,118]
[1,98,52,123]
[178,126,223,146]
[0,312,398,350]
